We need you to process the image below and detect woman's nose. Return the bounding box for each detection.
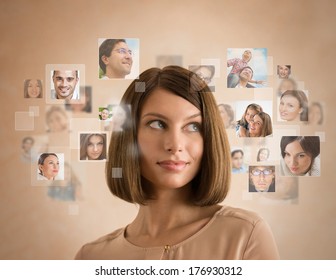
[164,130,183,154]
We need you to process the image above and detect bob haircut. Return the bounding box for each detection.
[24,79,43,98]
[99,39,126,74]
[106,65,231,206]
[280,90,308,121]
[80,133,107,160]
[254,111,273,137]
[280,136,320,160]
[237,103,263,128]
[38,153,58,175]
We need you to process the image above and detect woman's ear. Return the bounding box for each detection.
[38,164,43,173]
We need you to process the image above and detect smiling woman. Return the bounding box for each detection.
[75,66,279,260]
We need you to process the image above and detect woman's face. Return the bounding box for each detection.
[245,108,257,123]
[27,79,41,98]
[258,149,269,161]
[218,106,230,127]
[137,88,203,192]
[250,167,274,192]
[249,114,263,137]
[283,140,312,175]
[39,155,59,180]
[278,65,290,79]
[111,106,126,130]
[22,139,33,152]
[86,135,104,160]
[309,104,322,125]
[232,152,243,169]
[279,95,302,121]
[242,50,252,62]
[101,109,110,120]
[195,67,212,84]
[47,111,68,132]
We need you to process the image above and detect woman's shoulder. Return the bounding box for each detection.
[215,205,264,226]
[75,227,125,259]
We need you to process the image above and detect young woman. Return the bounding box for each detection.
[236,103,263,137]
[24,79,43,98]
[248,112,273,137]
[37,153,60,180]
[308,102,324,125]
[257,148,270,162]
[218,103,235,129]
[79,133,107,160]
[279,90,308,122]
[46,106,69,133]
[280,136,320,176]
[75,66,279,260]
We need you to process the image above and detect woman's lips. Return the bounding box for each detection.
[157,160,188,171]
[290,167,299,172]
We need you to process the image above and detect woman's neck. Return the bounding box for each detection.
[125,186,221,246]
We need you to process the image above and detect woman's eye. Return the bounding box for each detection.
[298,154,306,158]
[185,123,201,132]
[148,120,165,129]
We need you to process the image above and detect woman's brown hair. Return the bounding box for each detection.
[106,66,231,206]
[257,111,273,137]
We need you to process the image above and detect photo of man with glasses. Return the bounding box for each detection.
[99,38,134,79]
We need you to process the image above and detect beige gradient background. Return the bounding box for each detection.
[0,0,335,259]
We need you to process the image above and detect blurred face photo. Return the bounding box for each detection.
[22,138,34,152]
[250,167,274,192]
[102,41,133,78]
[47,110,69,132]
[278,65,290,79]
[283,140,312,175]
[87,135,104,160]
[258,149,269,161]
[242,50,252,61]
[195,66,213,84]
[52,70,79,99]
[27,79,41,98]
[279,95,302,121]
[232,151,243,169]
[39,155,59,180]
[279,79,296,94]
[309,104,323,125]
[218,105,231,128]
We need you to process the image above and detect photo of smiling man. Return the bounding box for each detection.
[51,70,80,100]
[98,38,139,79]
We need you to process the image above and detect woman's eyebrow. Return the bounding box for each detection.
[142,112,201,121]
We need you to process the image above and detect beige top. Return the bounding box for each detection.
[75,205,279,260]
